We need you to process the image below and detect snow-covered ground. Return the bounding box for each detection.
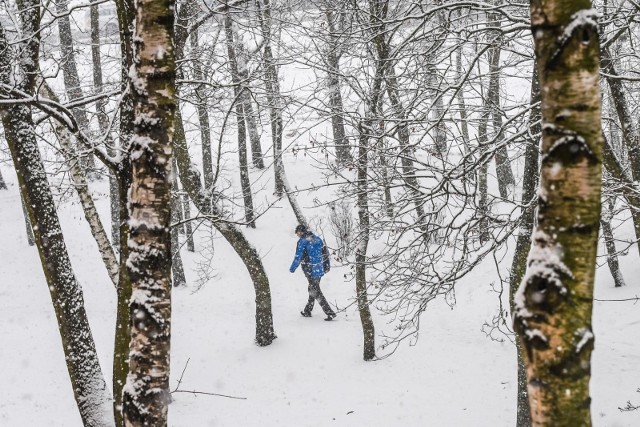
[0,160,639,426]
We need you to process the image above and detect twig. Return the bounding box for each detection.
[594,295,639,303]
[171,357,247,400]
[172,390,247,400]
[172,358,191,393]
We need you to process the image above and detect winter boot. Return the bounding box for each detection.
[300,311,312,318]
[324,313,336,321]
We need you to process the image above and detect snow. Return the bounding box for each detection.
[1,160,639,426]
[1,5,639,425]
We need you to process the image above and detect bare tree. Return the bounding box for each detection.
[121,0,176,424]
[55,0,96,173]
[0,5,113,424]
[514,2,603,424]
[90,1,120,248]
[224,12,256,227]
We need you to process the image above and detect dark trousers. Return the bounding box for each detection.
[302,276,335,316]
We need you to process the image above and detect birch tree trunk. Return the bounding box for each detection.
[39,81,119,287]
[91,2,120,249]
[514,3,602,425]
[0,7,113,424]
[121,0,176,424]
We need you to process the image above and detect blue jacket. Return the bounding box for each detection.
[290,232,325,278]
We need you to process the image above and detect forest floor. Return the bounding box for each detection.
[0,159,639,427]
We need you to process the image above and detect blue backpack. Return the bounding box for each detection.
[322,244,331,273]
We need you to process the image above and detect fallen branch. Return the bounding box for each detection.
[171,357,247,400]
[594,295,639,303]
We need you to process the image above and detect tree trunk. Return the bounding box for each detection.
[324,6,352,165]
[0,168,7,190]
[601,134,640,254]
[356,119,377,361]
[514,3,602,425]
[171,160,187,286]
[509,62,541,427]
[112,0,136,424]
[181,191,195,252]
[601,196,625,288]
[233,29,265,169]
[57,122,120,286]
[91,2,120,249]
[174,112,277,346]
[40,81,119,287]
[369,0,426,230]
[1,11,113,423]
[255,0,284,196]
[190,27,216,189]
[121,0,176,424]
[20,194,36,246]
[487,6,515,199]
[224,13,256,228]
[476,73,492,244]
[3,103,115,427]
[601,46,640,256]
[56,0,96,173]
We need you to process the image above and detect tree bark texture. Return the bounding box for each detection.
[324,6,352,165]
[356,119,377,361]
[0,168,7,190]
[601,47,640,255]
[91,2,121,249]
[1,7,113,423]
[509,62,541,427]
[171,159,187,287]
[514,3,603,425]
[600,196,625,288]
[255,0,285,196]
[56,0,96,172]
[20,193,36,246]
[189,27,216,189]
[121,0,176,424]
[224,13,256,228]
[486,27,516,199]
[40,81,119,287]
[369,0,427,231]
[173,112,277,346]
[231,26,265,169]
[112,0,136,423]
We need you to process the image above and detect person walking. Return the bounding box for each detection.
[289,224,336,320]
